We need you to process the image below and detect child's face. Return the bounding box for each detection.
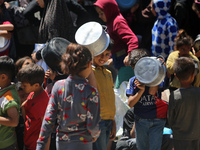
[20,82,37,94]
[93,49,111,66]
[178,45,191,57]
[22,59,33,68]
[95,6,107,22]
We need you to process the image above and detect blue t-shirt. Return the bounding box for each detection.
[126,76,167,119]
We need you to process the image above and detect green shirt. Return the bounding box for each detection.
[0,84,20,149]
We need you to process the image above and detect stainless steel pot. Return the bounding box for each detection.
[75,21,110,56]
[134,56,166,87]
[0,36,10,52]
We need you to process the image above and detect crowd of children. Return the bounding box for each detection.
[0,0,200,150]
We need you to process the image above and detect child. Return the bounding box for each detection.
[94,0,139,89]
[15,56,33,81]
[151,0,178,61]
[115,107,137,150]
[92,43,116,150]
[126,48,168,150]
[116,107,174,150]
[168,57,200,150]
[36,43,101,150]
[0,56,20,149]
[31,44,48,73]
[17,63,50,150]
[14,56,34,150]
[166,29,200,91]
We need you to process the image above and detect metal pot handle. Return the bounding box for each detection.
[157,55,165,65]
[102,25,108,32]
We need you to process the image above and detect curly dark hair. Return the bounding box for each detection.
[61,43,92,75]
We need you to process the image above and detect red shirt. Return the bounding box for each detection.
[24,90,49,150]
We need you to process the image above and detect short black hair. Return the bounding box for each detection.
[128,48,149,67]
[106,39,114,51]
[173,57,195,81]
[17,63,45,86]
[0,56,15,80]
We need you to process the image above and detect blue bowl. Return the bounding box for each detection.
[116,0,138,10]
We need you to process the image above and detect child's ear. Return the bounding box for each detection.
[34,83,40,88]
[0,74,8,81]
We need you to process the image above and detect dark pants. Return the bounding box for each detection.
[173,139,200,150]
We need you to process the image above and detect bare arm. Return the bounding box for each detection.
[110,120,116,141]
[128,79,145,107]
[130,122,135,138]
[44,136,51,150]
[128,90,144,107]
[0,24,14,31]
[0,24,14,39]
[87,70,97,88]
[0,107,19,127]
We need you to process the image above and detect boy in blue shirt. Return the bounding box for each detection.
[126,48,168,150]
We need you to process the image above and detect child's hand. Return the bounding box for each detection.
[45,69,51,79]
[92,138,97,143]
[123,55,130,66]
[149,86,158,95]
[4,2,11,9]
[36,0,45,8]
[134,78,145,90]
[31,52,39,63]
[106,58,113,66]
[110,120,116,141]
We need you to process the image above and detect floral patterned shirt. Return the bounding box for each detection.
[36,75,101,149]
